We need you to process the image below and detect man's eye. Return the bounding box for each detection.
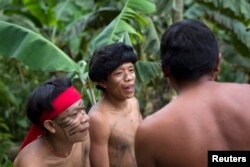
[72,113,77,117]
[79,107,85,111]
[114,72,122,75]
[129,69,134,72]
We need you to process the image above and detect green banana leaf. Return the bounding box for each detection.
[0,21,79,72]
[135,61,161,85]
[89,0,155,52]
[22,0,57,25]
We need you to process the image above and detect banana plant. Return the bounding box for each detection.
[0,20,80,72]
[0,0,161,105]
[184,0,250,81]
[89,0,155,51]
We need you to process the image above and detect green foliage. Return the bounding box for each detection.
[22,0,57,26]
[0,20,80,72]
[219,59,249,83]
[0,117,14,165]
[0,57,49,164]
[0,0,250,165]
[89,0,156,52]
[135,61,161,85]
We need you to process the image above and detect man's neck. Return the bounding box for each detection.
[174,75,215,94]
[102,94,131,113]
[44,133,74,158]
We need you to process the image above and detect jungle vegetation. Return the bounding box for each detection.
[0,0,249,166]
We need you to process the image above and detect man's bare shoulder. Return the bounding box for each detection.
[88,103,111,141]
[14,148,42,167]
[130,96,140,107]
[136,98,186,149]
[207,81,250,94]
[137,104,174,137]
[225,82,250,93]
[88,102,108,124]
[135,106,174,166]
[88,99,108,120]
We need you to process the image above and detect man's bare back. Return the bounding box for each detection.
[135,19,250,167]
[136,81,250,167]
[89,96,141,167]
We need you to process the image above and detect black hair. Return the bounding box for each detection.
[160,19,219,83]
[89,42,138,91]
[26,77,72,127]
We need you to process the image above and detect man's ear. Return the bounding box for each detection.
[43,120,56,133]
[214,53,221,72]
[97,81,107,89]
[161,65,170,78]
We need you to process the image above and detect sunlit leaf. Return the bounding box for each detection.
[0,21,79,72]
[89,0,155,52]
[135,61,161,84]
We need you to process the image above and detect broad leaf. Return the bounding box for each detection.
[22,0,56,25]
[0,21,79,72]
[198,0,250,22]
[89,0,156,52]
[207,11,250,51]
[135,61,161,85]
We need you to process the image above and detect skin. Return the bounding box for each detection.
[135,74,250,167]
[13,99,90,167]
[89,62,142,167]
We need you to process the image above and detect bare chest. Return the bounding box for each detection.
[109,111,141,146]
[42,143,89,167]
[107,113,140,167]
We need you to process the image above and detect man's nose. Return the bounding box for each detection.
[124,72,133,81]
[80,111,89,123]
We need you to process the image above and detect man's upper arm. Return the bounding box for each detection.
[135,124,156,167]
[89,112,110,167]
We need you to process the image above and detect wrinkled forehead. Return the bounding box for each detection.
[54,99,83,121]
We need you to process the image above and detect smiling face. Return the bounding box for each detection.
[53,99,89,143]
[101,62,136,100]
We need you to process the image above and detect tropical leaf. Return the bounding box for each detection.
[135,61,161,85]
[184,3,206,19]
[222,41,250,70]
[186,0,250,71]
[0,80,19,107]
[61,8,120,56]
[22,0,56,25]
[142,18,160,60]
[197,0,250,22]
[0,21,79,72]
[207,11,250,51]
[89,0,156,52]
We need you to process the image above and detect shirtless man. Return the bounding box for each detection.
[88,42,142,167]
[14,77,90,167]
[135,19,250,167]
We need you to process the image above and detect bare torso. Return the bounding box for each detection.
[13,136,90,167]
[108,106,141,167]
[136,82,250,167]
[89,96,142,167]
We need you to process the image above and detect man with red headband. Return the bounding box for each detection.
[13,77,90,167]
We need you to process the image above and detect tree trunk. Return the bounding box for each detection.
[172,0,183,23]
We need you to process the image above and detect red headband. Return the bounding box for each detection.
[20,86,81,151]
[40,86,81,123]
